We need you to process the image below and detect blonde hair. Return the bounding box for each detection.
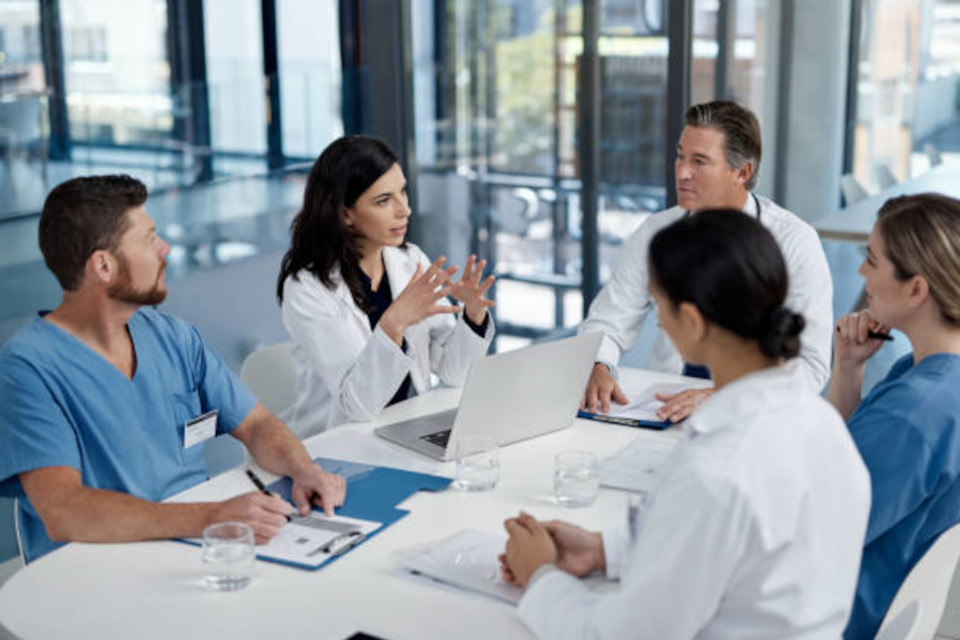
[877,193,960,326]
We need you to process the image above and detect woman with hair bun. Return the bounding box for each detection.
[500,210,870,640]
[829,194,960,640]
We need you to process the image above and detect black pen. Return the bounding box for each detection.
[835,326,894,342]
[246,468,292,522]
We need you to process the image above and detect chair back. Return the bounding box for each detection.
[13,497,25,564]
[876,522,960,640]
[239,342,297,417]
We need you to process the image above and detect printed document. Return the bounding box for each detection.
[257,513,381,568]
[599,436,679,493]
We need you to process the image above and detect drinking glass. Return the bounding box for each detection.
[455,435,500,491]
[201,521,256,591]
[554,451,599,507]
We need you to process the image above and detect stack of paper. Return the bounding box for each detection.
[395,530,522,604]
[599,437,679,493]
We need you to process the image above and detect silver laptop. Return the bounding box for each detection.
[375,332,603,461]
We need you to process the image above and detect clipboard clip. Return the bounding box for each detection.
[308,530,366,557]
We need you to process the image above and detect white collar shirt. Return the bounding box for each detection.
[517,363,871,640]
[580,195,834,391]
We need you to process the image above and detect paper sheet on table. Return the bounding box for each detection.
[256,512,382,567]
[599,436,679,493]
[597,381,702,422]
[313,428,448,476]
[395,530,523,605]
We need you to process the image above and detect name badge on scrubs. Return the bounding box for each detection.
[184,409,218,449]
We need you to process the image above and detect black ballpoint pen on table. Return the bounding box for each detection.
[246,468,293,522]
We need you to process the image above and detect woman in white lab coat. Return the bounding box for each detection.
[500,210,871,639]
[277,136,495,437]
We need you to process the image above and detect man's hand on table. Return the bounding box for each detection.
[290,463,347,516]
[581,363,629,414]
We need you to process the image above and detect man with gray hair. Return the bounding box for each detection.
[580,100,833,420]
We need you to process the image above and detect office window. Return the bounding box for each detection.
[414,0,672,345]
[60,0,173,146]
[276,0,343,159]
[850,0,960,187]
[204,0,267,155]
[0,0,45,90]
[66,26,108,63]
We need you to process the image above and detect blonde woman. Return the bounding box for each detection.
[829,193,960,639]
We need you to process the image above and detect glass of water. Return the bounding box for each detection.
[201,521,256,591]
[554,451,599,508]
[455,435,500,491]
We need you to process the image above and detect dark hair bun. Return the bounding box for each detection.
[759,308,805,359]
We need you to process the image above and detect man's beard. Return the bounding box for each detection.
[108,253,167,306]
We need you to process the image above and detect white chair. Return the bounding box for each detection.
[875,522,960,640]
[924,143,943,167]
[841,174,871,206]
[239,342,297,418]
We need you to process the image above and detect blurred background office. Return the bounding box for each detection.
[1,0,959,565]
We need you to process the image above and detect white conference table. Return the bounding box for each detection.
[813,162,960,242]
[0,368,696,640]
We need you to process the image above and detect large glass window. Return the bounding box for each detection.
[851,0,960,189]
[0,0,45,92]
[204,0,266,156]
[413,0,673,347]
[60,0,172,146]
[277,0,344,159]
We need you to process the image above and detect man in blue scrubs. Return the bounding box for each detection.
[0,175,346,562]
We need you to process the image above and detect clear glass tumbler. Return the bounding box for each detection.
[554,451,599,507]
[201,521,255,591]
[455,435,500,491]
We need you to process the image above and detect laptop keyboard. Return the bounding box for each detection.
[420,429,452,448]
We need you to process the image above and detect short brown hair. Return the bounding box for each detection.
[684,101,763,190]
[39,175,148,291]
[876,193,960,326]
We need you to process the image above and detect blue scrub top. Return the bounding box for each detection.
[0,308,257,562]
[844,353,960,639]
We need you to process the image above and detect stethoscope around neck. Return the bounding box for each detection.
[683,193,762,221]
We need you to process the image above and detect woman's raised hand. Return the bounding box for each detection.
[834,310,888,369]
[446,254,496,325]
[379,257,459,346]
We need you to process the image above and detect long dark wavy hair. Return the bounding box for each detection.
[276,135,403,310]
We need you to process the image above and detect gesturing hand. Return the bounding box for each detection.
[446,254,496,326]
[379,256,459,346]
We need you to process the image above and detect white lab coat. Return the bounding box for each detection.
[280,244,494,437]
[518,362,871,639]
[580,195,833,391]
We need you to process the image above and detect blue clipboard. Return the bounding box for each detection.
[178,458,452,571]
[577,410,673,430]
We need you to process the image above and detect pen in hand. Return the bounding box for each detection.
[834,326,894,342]
[246,468,292,522]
